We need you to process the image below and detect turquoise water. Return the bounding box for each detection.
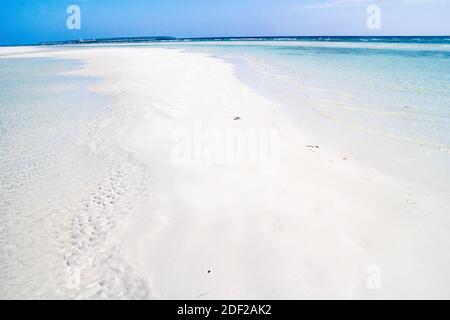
[0,57,107,217]
[0,56,154,299]
[52,35,450,45]
[143,39,450,151]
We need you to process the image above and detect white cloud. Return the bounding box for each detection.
[299,0,377,9]
[297,0,450,9]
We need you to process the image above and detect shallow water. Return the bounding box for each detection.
[125,39,450,192]
[143,39,450,151]
[0,57,149,299]
[0,58,105,217]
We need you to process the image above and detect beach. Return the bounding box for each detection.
[1,44,450,299]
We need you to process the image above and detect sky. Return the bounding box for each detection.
[1,0,449,45]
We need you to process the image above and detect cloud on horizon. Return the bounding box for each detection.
[297,0,450,9]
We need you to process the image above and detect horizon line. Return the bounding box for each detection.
[2,34,450,47]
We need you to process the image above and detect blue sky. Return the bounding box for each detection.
[1,0,449,45]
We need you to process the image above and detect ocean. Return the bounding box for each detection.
[21,36,449,153]
[137,36,450,152]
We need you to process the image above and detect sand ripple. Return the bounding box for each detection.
[0,60,150,299]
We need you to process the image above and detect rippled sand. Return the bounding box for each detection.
[0,51,150,299]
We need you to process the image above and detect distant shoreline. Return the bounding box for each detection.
[2,35,450,47]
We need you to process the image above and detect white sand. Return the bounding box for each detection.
[1,46,450,299]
